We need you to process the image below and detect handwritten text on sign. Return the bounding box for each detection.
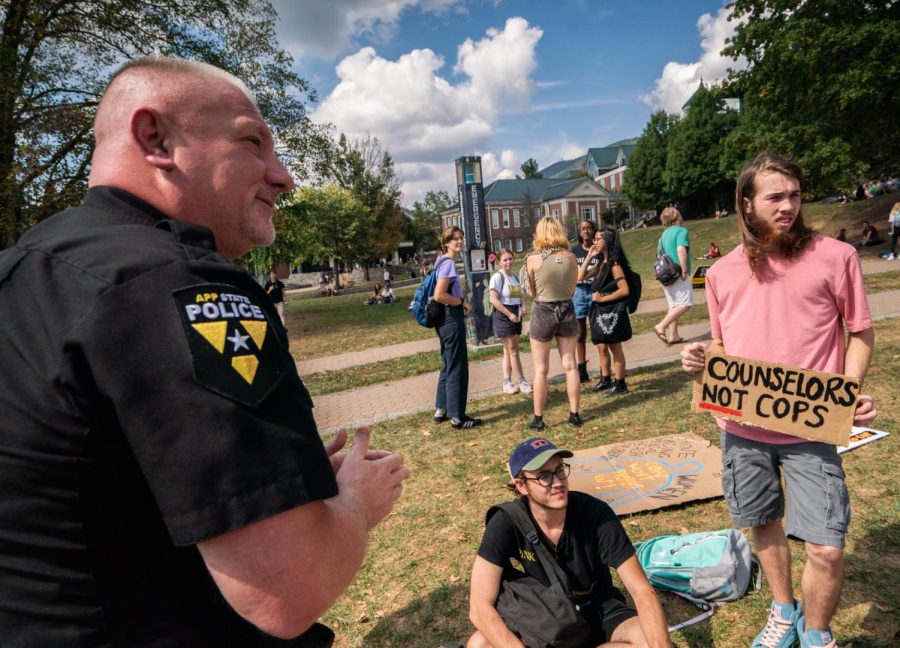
[691,351,859,446]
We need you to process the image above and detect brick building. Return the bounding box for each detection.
[441,177,613,252]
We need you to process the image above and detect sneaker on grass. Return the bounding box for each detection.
[798,618,837,648]
[518,380,533,394]
[502,381,519,394]
[752,600,801,648]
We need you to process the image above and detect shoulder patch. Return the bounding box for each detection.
[173,284,287,407]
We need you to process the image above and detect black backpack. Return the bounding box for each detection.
[624,269,641,314]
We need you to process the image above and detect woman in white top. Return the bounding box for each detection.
[488,249,532,395]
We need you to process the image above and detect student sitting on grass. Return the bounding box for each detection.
[364,284,382,305]
[467,437,671,648]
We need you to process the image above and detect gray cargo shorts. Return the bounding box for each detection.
[720,432,851,548]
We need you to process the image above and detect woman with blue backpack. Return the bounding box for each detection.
[579,226,633,396]
[432,226,483,429]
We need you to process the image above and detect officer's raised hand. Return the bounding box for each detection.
[336,427,409,531]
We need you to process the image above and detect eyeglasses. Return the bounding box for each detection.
[519,463,571,487]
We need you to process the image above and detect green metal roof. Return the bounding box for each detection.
[482,178,606,203]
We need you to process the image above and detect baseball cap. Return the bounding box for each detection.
[508,437,573,478]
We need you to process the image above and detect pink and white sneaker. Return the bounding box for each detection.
[518,380,533,394]
[502,381,519,394]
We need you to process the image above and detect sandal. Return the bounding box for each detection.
[653,328,669,344]
[668,337,685,345]
[451,416,484,429]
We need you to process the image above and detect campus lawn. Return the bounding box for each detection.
[286,194,899,362]
[299,270,900,397]
[320,319,900,647]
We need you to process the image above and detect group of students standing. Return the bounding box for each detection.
[431,216,640,432]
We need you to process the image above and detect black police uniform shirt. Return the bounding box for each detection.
[573,243,599,286]
[477,492,635,611]
[0,187,338,647]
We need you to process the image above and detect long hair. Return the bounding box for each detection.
[595,226,632,287]
[533,216,569,252]
[736,153,816,275]
[439,225,463,253]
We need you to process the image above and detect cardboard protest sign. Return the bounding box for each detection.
[691,351,859,446]
[569,433,723,516]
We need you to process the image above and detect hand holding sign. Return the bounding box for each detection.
[691,351,860,446]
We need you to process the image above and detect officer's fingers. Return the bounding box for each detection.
[348,426,372,458]
[364,449,392,460]
[324,428,348,456]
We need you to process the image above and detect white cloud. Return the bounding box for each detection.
[312,17,544,202]
[643,6,747,114]
[273,0,463,60]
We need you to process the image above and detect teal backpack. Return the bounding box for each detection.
[636,529,760,630]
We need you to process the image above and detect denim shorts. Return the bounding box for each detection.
[529,300,579,341]
[573,283,593,319]
[720,432,851,547]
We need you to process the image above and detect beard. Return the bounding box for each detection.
[755,212,811,258]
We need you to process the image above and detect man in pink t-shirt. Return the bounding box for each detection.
[681,154,876,648]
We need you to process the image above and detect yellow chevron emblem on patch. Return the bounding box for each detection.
[192,321,227,353]
[231,355,259,384]
[241,320,267,349]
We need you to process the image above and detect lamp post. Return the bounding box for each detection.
[455,156,492,346]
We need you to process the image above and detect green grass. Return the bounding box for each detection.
[320,318,900,647]
[287,196,899,362]
[299,270,899,396]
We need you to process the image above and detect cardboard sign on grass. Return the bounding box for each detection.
[691,351,859,446]
[569,433,723,516]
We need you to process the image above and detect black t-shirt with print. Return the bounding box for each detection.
[572,243,599,286]
[477,491,635,610]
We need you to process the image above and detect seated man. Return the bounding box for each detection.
[468,438,671,648]
[858,221,883,247]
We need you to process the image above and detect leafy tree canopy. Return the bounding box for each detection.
[318,133,405,260]
[1,0,329,247]
[409,190,453,253]
[623,111,679,212]
[663,85,739,212]
[723,0,900,194]
[520,158,542,179]
[242,185,366,276]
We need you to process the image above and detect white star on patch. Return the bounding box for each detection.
[227,329,250,352]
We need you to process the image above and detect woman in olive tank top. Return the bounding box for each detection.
[524,217,583,429]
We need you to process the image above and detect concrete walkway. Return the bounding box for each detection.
[310,288,900,433]
[298,259,898,376]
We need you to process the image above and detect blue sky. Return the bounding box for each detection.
[272,0,744,205]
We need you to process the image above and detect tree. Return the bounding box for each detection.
[663,85,739,215]
[0,0,328,247]
[722,0,900,194]
[409,190,452,253]
[623,111,679,212]
[520,158,542,179]
[321,134,405,265]
[243,185,367,280]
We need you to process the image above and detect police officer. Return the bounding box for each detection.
[0,57,409,647]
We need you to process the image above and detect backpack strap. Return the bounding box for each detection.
[492,501,574,594]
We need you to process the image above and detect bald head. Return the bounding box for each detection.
[93,57,254,152]
[88,56,294,259]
